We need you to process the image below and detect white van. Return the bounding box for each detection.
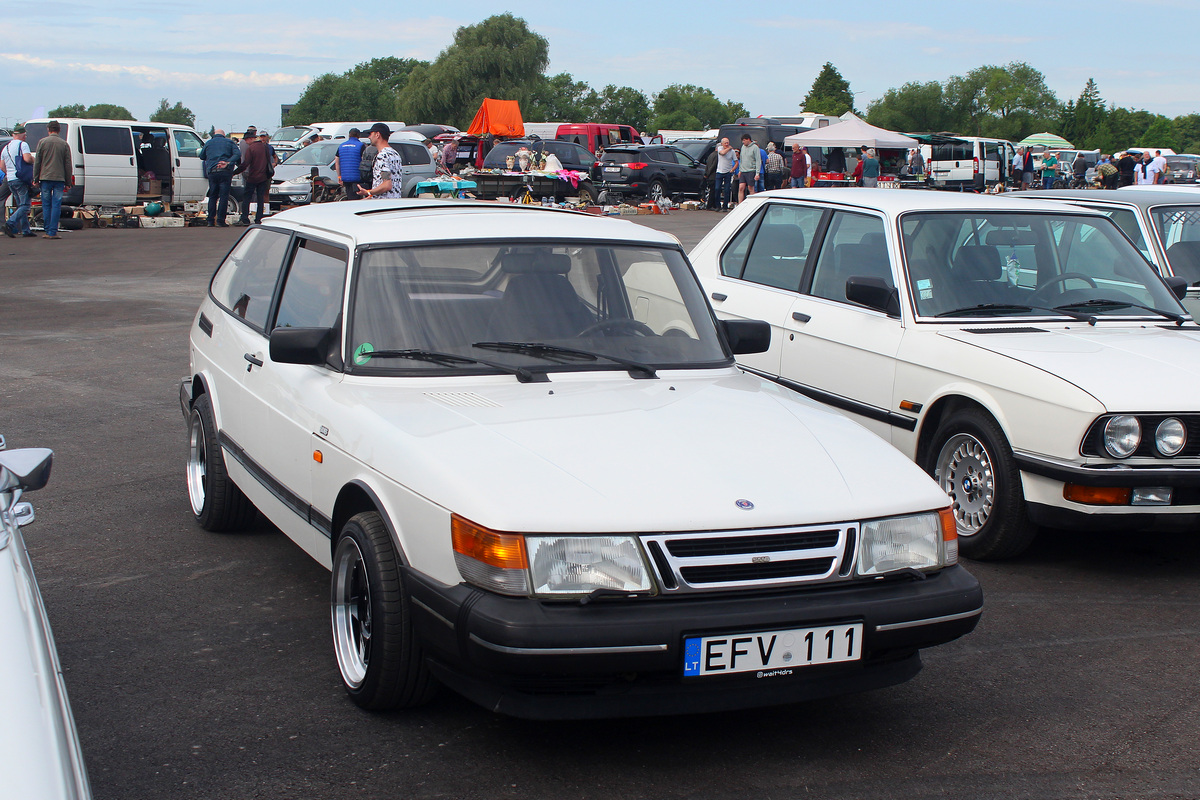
[928,135,1017,191]
[23,118,209,207]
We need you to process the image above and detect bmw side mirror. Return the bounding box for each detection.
[270,326,335,366]
[1164,275,1189,301]
[845,277,901,317]
[721,319,771,354]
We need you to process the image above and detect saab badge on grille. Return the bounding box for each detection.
[735,499,754,510]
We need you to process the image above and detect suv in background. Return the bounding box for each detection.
[593,144,706,202]
[718,118,804,157]
[1164,155,1199,184]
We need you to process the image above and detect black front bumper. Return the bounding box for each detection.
[405,565,982,719]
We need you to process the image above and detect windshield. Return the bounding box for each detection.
[900,211,1185,318]
[272,126,313,143]
[1149,206,1200,285]
[282,141,339,166]
[348,241,727,376]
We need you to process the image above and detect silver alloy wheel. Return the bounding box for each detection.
[649,180,666,201]
[934,432,995,537]
[332,536,371,688]
[186,410,206,516]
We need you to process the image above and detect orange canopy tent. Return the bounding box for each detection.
[465,98,525,138]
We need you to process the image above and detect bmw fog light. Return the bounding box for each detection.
[526,535,652,597]
[1131,487,1172,506]
[1155,418,1186,456]
[1103,415,1141,458]
[857,512,944,577]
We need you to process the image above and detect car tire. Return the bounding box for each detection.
[186,393,257,532]
[576,182,598,204]
[649,179,668,202]
[331,511,438,710]
[926,408,1037,561]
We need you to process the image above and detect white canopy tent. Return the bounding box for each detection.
[783,113,918,150]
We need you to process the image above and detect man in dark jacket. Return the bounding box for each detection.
[703,148,719,209]
[233,130,271,225]
[1117,152,1136,187]
[199,129,240,227]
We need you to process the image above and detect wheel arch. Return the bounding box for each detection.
[331,480,409,566]
[915,392,1008,468]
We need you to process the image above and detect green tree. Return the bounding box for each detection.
[285,73,395,126]
[650,84,743,132]
[47,103,85,118]
[150,99,196,127]
[865,81,952,133]
[802,63,856,116]
[1070,79,1105,150]
[1141,116,1176,150]
[943,63,1058,139]
[527,73,599,123]
[398,13,550,129]
[593,85,651,132]
[1172,114,1200,154]
[84,103,134,120]
[347,56,425,94]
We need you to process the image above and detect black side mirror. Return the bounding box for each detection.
[270,326,335,366]
[845,277,901,317]
[1164,275,1189,301]
[721,319,771,354]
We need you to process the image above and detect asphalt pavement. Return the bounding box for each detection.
[1,210,1199,800]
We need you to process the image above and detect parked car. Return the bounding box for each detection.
[269,135,434,206]
[0,437,92,799]
[691,188,1198,560]
[1014,188,1200,316]
[269,125,319,158]
[480,138,597,172]
[555,123,641,154]
[1164,155,1200,184]
[670,137,717,165]
[592,143,707,202]
[22,117,208,207]
[180,199,980,719]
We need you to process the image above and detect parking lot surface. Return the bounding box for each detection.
[2,211,1200,800]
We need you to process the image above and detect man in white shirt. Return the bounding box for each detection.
[1149,150,1168,185]
[713,138,735,211]
[358,123,406,200]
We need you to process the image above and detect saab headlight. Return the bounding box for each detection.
[1155,418,1186,456]
[1103,415,1141,458]
[451,515,653,598]
[857,509,956,577]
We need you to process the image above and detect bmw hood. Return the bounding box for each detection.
[939,323,1200,411]
[330,370,948,533]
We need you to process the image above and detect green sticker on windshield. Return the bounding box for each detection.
[353,342,375,365]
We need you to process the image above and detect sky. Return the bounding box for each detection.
[2,0,1196,134]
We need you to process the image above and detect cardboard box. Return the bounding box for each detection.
[184,202,203,213]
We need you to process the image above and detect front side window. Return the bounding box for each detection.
[809,212,891,303]
[173,130,204,158]
[210,228,291,331]
[274,239,349,330]
[901,211,1184,318]
[348,242,726,376]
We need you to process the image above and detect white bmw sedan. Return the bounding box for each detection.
[181,200,980,719]
[692,188,1199,561]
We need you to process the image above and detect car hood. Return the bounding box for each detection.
[328,369,947,533]
[273,163,334,182]
[938,323,1200,411]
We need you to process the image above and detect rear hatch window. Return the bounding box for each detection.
[599,151,643,164]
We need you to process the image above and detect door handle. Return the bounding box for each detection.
[711,292,727,302]
[244,353,264,371]
[129,157,134,166]
[791,311,811,323]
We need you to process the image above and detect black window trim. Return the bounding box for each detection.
[269,234,352,347]
[207,226,295,335]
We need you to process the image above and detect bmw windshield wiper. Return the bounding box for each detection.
[934,303,1097,324]
[359,348,548,382]
[472,341,658,379]
[1055,299,1190,326]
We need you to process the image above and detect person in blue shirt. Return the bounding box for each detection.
[334,129,366,201]
[199,130,241,227]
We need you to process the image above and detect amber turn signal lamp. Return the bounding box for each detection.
[451,515,528,569]
[938,507,957,541]
[313,450,323,463]
[1063,484,1131,505]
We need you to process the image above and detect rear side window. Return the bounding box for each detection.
[210,228,291,331]
[719,208,765,278]
[80,125,134,155]
[275,239,349,331]
[397,142,429,165]
[932,143,970,161]
[741,204,823,291]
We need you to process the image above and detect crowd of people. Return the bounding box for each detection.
[1,121,74,239]
[1011,147,1172,191]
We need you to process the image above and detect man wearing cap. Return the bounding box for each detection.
[334,128,365,200]
[233,129,271,225]
[358,123,405,200]
[2,124,36,238]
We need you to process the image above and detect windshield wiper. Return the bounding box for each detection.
[359,348,548,382]
[1054,299,1191,326]
[935,303,1097,324]
[472,341,658,379]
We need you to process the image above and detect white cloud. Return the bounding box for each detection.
[0,53,308,88]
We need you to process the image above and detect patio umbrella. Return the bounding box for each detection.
[1019,132,1073,149]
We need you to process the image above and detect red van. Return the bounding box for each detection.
[555,123,641,154]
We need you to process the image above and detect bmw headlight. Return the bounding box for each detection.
[1155,418,1186,456]
[451,515,653,598]
[857,509,956,577]
[1103,415,1142,458]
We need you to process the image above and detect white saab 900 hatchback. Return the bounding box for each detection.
[180,200,980,719]
[692,189,1199,561]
